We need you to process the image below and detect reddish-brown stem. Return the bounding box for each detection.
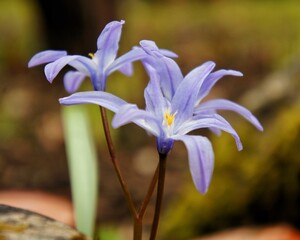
[149,153,168,240]
[138,164,159,218]
[99,106,163,240]
[99,107,137,219]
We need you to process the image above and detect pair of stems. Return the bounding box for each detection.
[99,107,167,240]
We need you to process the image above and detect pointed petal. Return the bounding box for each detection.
[95,20,125,70]
[139,40,163,57]
[173,135,214,194]
[198,69,243,102]
[112,104,162,137]
[209,127,222,136]
[160,57,183,100]
[195,99,263,131]
[176,113,243,151]
[59,91,127,113]
[117,62,133,76]
[139,40,178,58]
[158,49,178,58]
[106,47,146,75]
[147,57,183,101]
[144,67,167,117]
[139,40,181,99]
[171,61,215,126]
[28,50,67,67]
[44,55,95,83]
[63,71,86,93]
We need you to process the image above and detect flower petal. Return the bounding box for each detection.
[59,91,127,113]
[28,50,67,67]
[63,71,86,93]
[171,61,215,126]
[147,56,183,101]
[106,47,147,75]
[176,113,243,151]
[198,69,243,102]
[195,99,263,131]
[112,104,162,137]
[144,67,167,117]
[139,40,163,58]
[139,40,181,100]
[139,40,178,58]
[95,20,125,70]
[160,57,183,100]
[173,135,214,194]
[158,49,178,58]
[117,62,133,76]
[44,55,95,83]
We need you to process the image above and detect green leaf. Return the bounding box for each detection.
[61,105,98,237]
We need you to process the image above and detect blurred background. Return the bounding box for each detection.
[0,0,300,239]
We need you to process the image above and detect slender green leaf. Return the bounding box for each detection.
[61,105,98,237]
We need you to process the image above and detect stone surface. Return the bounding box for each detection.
[0,204,90,240]
[0,190,74,227]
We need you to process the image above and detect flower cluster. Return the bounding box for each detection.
[29,20,263,194]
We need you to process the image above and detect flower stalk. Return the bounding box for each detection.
[149,153,168,240]
[99,106,137,219]
[138,165,159,218]
[100,106,161,240]
[29,19,263,240]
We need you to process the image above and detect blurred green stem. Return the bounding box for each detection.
[149,153,168,240]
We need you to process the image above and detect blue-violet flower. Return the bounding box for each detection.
[28,20,148,92]
[59,40,263,194]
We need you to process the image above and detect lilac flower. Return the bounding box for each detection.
[59,41,263,194]
[28,20,147,92]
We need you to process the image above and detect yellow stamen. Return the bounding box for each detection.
[164,110,176,126]
[88,53,95,59]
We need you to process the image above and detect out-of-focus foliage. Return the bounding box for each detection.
[159,56,300,239]
[116,1,300,117]
[0,0,69,190]
[1,0,300,239]
[119,3,300,238]
[0,0,43,139]
[0,0,44,69]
